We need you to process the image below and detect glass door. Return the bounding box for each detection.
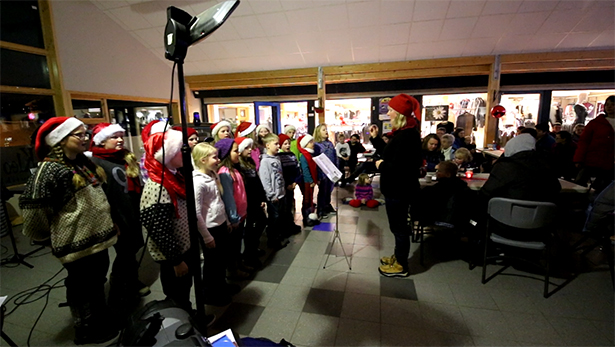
[254,102,281,133]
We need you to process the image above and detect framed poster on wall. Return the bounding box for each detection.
[424,105,449,122]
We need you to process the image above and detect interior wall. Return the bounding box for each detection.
[51,1,176,100]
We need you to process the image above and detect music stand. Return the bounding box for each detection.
[312,155,351,270]
[1,200,44,268]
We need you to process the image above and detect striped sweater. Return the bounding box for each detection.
[354,184,374,201]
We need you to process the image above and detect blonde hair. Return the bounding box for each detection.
[454,147,473,163]
[313,124,327,143]
[262,133,279,146]
[192,143,217,171]
[357,173,371,186]
[390,108,407,131]
[124,152,139,178]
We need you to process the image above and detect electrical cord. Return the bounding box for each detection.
[2,267,66,347]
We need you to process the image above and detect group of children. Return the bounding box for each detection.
[139,120,356,311]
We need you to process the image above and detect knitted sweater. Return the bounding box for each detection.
[278,151,303,186]
[354,184,374,201]
[193,171,228,244]
[19,161,117,264]
[140,179,190,265]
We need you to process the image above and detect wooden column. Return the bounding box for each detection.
[483,55,501,147]
[317,66,325,124]
[39,0,70,117]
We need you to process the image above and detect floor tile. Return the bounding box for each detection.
[591,319,615,343]
[449,282,499,310]
[338,216,358,225]
[297,240,329,255]
[305,230,335,242]
[340,292,380,323]
[291,312,338,346]
[280,266,318,287]
[346,256,377,275]
[338,223,357,233]
[302,288,345,317]
[312,270,348,292]
[249,307,301,343]
[419,301,469,335]
[380,297,422,329]
[251,264,289,284]
[380,323,432,346]
[501,311,564,345]
[210,302,265,336]
[334,318,381,346]
[547,316,613,346]
[354,233,380,246]
[346,273,381,296]
[360,206,379,211]
[471,336,521,346]
[414,280,457,305]
[290,252,326,269]
[459,306,514,338]
[352,244,381,259]
[488,287,541,314]
[326,241,354,257]
[380,277,418,301]
[267,284,311,312]
[429,331,475,346]
[232,281,278,307]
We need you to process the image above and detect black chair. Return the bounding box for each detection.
[481,198,558,298]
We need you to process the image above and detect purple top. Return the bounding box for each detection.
[354,184,373,201]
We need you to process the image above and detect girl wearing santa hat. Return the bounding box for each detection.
[237,121,261,170]
[374,94,423,278]
[172,125,199,148]
[88,123,150,315]
[140,129,196,311]
[211,120,234,143]
[255,124,271,155]
[20,117,118,344]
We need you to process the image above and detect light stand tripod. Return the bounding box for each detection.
[323,180,351,270]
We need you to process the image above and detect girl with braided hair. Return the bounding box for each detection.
[20,117,118,344]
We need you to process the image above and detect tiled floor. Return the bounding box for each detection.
[1,180,614,346]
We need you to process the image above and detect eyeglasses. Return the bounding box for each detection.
[70,132,89,140]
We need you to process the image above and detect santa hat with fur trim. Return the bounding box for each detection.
[234,137,253,153]
[389,93,422,124]
[91,123,125,146]
[283,124,296,135]
[211,120,233,138]
[255,124,270,136]
[148,129,183,165]
[237,122,256,137]
[35,117,84,160]
[171,125,198,138]
[300,134,314,149]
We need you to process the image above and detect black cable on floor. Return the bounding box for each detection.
[4,267,65,317]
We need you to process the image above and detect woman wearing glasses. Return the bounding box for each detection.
[20,117,119,345]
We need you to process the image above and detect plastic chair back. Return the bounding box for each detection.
[488,198,556,230]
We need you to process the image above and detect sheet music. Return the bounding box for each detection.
[313,154,343,183]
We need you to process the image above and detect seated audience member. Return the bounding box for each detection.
[414,161,473,227]
[368,124,386,157]
[466,144,485,172]
[335,133,350,173]
[381,133,391,144]
[480,133,561,203]
[453,128,466,149]
[550,122,562,137]
[583,180,614,235]
[552,131,577,181]
[436,126,447,138]
[571,123,585,144]
[422,134,444,172]
[453,147,474,171]
[535,123,556,153]
[348,134,366,174]
[349,173,379,208]
[516,126,526,136]
[520,127,537,139]
[441,134,455,160]
[437,121,454,134]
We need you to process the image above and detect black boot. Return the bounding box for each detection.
[71,302,119,345]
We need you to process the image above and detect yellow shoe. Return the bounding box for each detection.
[378,261,409,278]
[380,254,396,266]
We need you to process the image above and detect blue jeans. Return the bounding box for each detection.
[385,197,411,270]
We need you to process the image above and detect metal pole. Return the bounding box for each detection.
[176,62,207,331]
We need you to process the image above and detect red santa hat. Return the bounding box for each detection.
[278,133,291,147]
[211,120,233,138]
[234,136,253,153]
[389,94,421,128]
[35,117,84,160]
[237,122,256,137]
[147,129,183,165]
[172,125,198,138]
[91,123,125,146]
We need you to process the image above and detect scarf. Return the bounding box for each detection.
[144,156,186,217]
[91,147,142,193]
[297,139,318,184]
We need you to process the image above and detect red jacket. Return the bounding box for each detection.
[573,114,615,170]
